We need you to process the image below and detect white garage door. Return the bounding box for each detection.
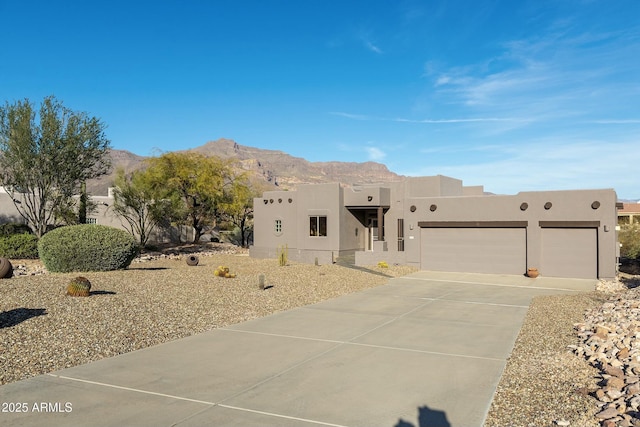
[541,228,597,279]
[421,227,527,275]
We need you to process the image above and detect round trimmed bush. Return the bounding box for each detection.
[38,225,139,272]
[0,233,39,259]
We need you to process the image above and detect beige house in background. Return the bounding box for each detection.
[0,186,125,229]
[0,187,196,244]
[619,203,640,225]
[250,175,619,280]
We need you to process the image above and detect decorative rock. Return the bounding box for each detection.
[607,389,623,399]
[596,326,611,340]
[596,407,619,419]
[555,419,570,426]
[606,377,626,390]
[606,365,626,379]
[569,285,640,425]
[626,383,640,395]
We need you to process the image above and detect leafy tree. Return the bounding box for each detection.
[144,152,235,243]
[111,168,181,247]
[0,96,111,237]
[620,224,640,260]
[219,177,258,247]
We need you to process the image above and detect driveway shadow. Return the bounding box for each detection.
[394,405,451,427]
[0,308,47,329]
[335,255,393,278]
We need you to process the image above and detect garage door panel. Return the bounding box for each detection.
[541,228,597,279]
[421,228,526,275]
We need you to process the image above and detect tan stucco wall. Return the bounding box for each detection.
[403,188,618,278]
[251,176,618,279]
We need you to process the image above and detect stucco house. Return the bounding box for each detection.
[250,175,619,280]
[0,186,124,229]
[0,187,195,243]
[619,203,640,225]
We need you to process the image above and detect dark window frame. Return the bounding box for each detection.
[309,215,327,237]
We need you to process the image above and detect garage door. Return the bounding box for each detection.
[421,227,527,275]
[541,228,597,279]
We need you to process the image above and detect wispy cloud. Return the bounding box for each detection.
[426,22,640,124]
[393,117,530,124]
[329,111,371,120]
[355,26,383,54]
[330,111,528,124]
[593,119,640,124]
[364,40,383,54]
[366,146,386,161]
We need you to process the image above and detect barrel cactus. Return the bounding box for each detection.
[66,276,92,297]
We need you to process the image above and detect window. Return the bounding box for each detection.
[309,216,327,237]
[274,219,282,234]
[86,218,97,224]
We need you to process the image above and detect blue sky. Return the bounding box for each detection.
[1,0,639,198]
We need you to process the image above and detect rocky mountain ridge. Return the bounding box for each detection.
[86,138,403,196]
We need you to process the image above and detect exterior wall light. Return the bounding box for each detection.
[430,204,437,212]
[520,202,528,211]
[544,202,552,210]
[591,201,601,209]
[278,198,282,203]
[288,198,293,203]
[410,205,416,212]
[269,199,274,204]
[367,196,373,202]
[263,199,268,204]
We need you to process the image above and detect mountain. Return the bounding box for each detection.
[86,138,403,196]
[85,150,146,196]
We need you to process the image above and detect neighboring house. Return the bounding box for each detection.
[0,186,26,224]
[0,186,127,230]
[618,203,640,225]
[250,175,619,280]
[0,187,194,244]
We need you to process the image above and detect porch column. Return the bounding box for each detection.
[377,206,384,241]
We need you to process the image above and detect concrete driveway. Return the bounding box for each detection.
[0,271,596,427]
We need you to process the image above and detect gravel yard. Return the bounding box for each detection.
[0,247,415,386]
[484,292,607,427]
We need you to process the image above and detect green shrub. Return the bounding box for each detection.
[0,233,39,259]
[620,224,640,260]
[0,223,33,237]
[38,225,139,272]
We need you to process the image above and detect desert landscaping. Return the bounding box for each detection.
[2,243,640,426]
